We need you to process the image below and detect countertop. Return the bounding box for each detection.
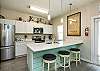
[26,40,83,52]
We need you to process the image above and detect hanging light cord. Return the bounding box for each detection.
[49,0,50,14]
[69,3,72,12]
[61,0,62,12]
[48,0,51,21]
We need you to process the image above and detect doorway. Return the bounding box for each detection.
[91,17,100,65]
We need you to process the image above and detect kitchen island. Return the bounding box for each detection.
[26,40,83,71]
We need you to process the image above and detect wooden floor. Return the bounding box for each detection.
[0,56,100,71]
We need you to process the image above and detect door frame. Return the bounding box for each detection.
[91,15,100,64]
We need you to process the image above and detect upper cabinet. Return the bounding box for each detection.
[33,22,53,34]
[26,22,33,33]
[15,21,33,34]
[0,19,16,25]
[43,25,53,34]
[4,19,16,25]
[0,19,5,24]
[0,19,53,34]
[15,21,26,33]
[33,22,44,28]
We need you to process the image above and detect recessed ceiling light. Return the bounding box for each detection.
[29,5,48,14]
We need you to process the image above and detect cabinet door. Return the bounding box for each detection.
[15,42,27,56]
[43,25,53,34]
[0,19,15,25]
[0,19,5,24]
[15,43,21,56]
[26,22,33,33]
[20,43,27,55]
[43,25,48,34]
[4,19,15,25]
[47,25,53,34]
[33,22,44,28]
[33,22,38,28]
[15,21,26,33]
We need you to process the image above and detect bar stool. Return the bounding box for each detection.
[70,48,80,66]
[58,50,70,71]
[42,54,57,71]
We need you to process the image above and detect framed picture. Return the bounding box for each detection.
[67,12,81,36]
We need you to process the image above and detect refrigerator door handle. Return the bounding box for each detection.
[0,47,10,49]
[4,24,6,30]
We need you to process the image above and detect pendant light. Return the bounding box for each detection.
[48,0,51,20]
[60,0,63,23]
[28,0,48,14]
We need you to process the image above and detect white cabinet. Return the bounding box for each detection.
[32,22,53,34]
[0,19,53,34]
[4,19,16,25]
[47,25,53,34]
[15,21,33,33]
[26,22,33,33]
[43,25,53,34]
[15,42,27,56]
[33,22,44,28]
[0,19,15,25]
[0,19,5,24]
[1,19,53,34]
[15,21,26,33]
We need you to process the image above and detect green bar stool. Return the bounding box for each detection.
[70,48,80,66]
[58,50,70,71]
[42,54,57,71]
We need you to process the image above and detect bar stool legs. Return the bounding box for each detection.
[48,63,50,71]
[68,56,71,69]
[43,61,56,71]
[70,48,80,67]
[72,52,81,66]
[64,57,65,71]
[79,52,81,64]
[43,61,44,71]
[54,62,57,71]
[61,56,70,71]
[75,53,78,66]
[42,54,56,71]
[58,51,70,71]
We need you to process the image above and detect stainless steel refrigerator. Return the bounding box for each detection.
[0,23,15,61]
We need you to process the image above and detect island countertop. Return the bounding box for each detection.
[26,40,83,52]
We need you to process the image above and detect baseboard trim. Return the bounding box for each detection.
[81,58,92,63]
[16,54,27,58]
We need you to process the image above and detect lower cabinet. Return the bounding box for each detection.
[15,42,27,56]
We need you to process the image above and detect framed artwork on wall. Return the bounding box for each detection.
[67,12,81,36]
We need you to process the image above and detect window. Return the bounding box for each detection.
[57,25,63,40]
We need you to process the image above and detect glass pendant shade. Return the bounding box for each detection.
[48,14,51,20]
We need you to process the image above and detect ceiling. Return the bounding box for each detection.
[0,0,96,19]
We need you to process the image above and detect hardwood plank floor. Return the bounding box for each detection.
[0,56,100,71]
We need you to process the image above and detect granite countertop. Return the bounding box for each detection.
[26,40,83,52]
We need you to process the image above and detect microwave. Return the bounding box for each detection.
[33,27,43,34]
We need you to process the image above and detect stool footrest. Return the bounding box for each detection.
[60,64,70,68]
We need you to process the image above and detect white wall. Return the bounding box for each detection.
[52,1,100,62]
